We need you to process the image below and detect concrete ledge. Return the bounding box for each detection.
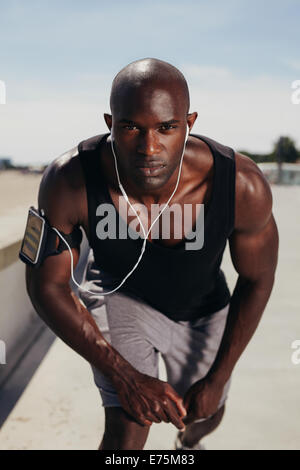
[0,239,22,272]
[0,315,47,388]
[0,230,90,388]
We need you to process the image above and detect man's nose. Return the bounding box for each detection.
[137,130,161,156]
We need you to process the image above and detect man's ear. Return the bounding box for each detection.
[104,113,112,130]
[187,112,198,132]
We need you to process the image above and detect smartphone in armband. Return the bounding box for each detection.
[19,206,47,267]
[20,206,83,268]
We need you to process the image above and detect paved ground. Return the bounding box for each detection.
[0,182,299,450]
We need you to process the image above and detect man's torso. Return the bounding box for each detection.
[60,133,223,248]
[48,132,262,320]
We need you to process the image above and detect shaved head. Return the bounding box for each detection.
[110,58,190,117]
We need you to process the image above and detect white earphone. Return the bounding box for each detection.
[53,125,190,296]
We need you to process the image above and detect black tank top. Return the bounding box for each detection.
[78,133,236,321]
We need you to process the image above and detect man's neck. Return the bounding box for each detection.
[102,138,186,206]
[117,166,185,206]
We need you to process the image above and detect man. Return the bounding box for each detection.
[25,58,279,450]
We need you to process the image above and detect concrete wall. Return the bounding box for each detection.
[0,240,44,386]
[0,230,90,387]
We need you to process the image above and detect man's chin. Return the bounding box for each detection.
[133,174,170,191]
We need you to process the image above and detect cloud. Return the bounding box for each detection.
[181,64,300,154]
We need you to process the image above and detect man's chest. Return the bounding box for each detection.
[100,176,213,248]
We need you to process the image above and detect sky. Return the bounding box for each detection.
[0,0,300,164]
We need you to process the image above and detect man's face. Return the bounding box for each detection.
[108,84,189,192]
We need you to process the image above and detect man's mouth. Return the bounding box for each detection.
[135,163,166,176]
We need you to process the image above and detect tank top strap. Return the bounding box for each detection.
[78,133,110,248]
[192,134,236,237]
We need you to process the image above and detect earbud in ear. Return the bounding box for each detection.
[185,125,189,143]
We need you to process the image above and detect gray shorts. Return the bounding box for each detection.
[78,253,232,414]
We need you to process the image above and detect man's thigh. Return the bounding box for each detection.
[161,303,232,412]
[79,255,231,411]
[84,290,171,407]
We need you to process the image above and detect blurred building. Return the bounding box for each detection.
[0,158,12,170]
[258,162,300,185]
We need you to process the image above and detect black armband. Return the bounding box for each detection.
[19,206,83,268]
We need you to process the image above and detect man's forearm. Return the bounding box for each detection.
[28,282,137,384]
[206,274,275,386]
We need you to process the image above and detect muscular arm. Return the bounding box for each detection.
[26,155,187,430]
[26,157,136,384]
[206,153,279,386]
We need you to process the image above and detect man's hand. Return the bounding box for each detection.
[182,378,224,425]
[112,371,187,430]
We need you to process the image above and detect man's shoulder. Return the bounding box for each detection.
[187,133,235,181]
[234,152,273,233]
[190,133,235,159]
[42,145,82,192]
[44,133,107,185]
[38,139,94,229]
[78,133,107,153]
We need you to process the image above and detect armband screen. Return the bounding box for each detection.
[20,207,46,264]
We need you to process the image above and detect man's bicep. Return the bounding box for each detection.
[229,214,279,283]
[26,246,80,293]
[27,160,81,290]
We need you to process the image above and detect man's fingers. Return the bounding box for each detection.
[170,414,186,431]
[163,399,186,431]
[129,410,152,427]
[154,407,170,424]
[183,390,192,412]
[135,410,152,427]
[163,390,187,430]
[143,419,152,426]
[145,411,161,424]
[166,390,187,418]
[124,399,152,427]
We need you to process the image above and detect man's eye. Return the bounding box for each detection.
[160,125,176,131]
[124,125,137,130]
